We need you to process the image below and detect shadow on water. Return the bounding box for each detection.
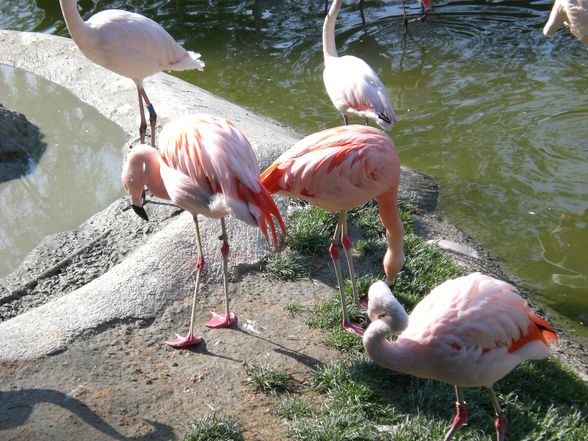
[0,388,175,440]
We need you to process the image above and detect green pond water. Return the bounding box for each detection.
[1,1,586,338]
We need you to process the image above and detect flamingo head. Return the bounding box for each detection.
[121,146,150,221]
[367,281,409,333]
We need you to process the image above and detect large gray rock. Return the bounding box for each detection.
[0,103,45,183]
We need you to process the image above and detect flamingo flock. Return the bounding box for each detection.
[55,0,573,439]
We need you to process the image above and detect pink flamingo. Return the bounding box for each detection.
[363,273,558,441]
[261,125,405,336]
[59,0,204,147]
[323,0,398,130]
[543,0,588,49]
[122,114,285,348]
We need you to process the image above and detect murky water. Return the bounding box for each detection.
[1,1,586,336]
[0,65,126,277]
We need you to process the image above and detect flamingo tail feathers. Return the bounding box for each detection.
[508,313,558,353]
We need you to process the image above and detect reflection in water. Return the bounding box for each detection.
[0,65,126,276]
[0,1,587,335]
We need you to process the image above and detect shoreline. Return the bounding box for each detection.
[0,30,585,379]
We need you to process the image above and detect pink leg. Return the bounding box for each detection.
[443,386,468,441]
[137,87,147,145]
[339,212,365,309]
[166,216,204,348]
[138,87,157,147]
[206,218,237,329]
[487,386,507,441]
[330,217,363,337]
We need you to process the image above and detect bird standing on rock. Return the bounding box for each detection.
[363,273,558,441]
[59,0,205,147]
[122,114,285,348]
[261,124,404,336]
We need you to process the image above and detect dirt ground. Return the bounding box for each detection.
[1,210,587,441]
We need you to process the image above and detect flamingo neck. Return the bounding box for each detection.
[126,146,170,204]
[363,316,416,374]
[59,0,90,43]
[323,0,342,59]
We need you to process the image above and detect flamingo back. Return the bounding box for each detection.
[402,273,557,355]
[260,125,399,212]
[158,114,285,249]
[84,9,204,81]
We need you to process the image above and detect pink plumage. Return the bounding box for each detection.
[59,0,204,146]
[261,125,404,336]
[363,273,558,441]
[122,114,285,348]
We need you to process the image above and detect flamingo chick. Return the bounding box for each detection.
[261,125,405,336]
[543,0,588,49]
[363,274,558,441]
[122,114,285,348]
[59,0,204,147]
[323,0,398,130]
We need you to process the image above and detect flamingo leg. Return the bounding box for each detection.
[206,217,237,328]
[137,87,147,145]
[165,215,204,348]
[343,114,349,125]
[339,211,364,308]
[486,386,507,441]
[443,386,468,441]
[138,88,157,147]
[330,216,364,336]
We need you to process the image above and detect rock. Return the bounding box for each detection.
[0,103,45,183]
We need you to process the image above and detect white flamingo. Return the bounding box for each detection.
[544,0,588,49]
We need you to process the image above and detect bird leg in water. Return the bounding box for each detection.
[207,217,237,328]
[330,218,364,336]
[443,386,468,441]
[487,387,507,441]
[139,88,157,147]
[165,216,204,348]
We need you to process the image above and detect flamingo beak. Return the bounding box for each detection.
[132,204,149,221]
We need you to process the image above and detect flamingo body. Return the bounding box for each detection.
[59,0,204,146]
[122,114,285,347]
[261,125,404,335]
[363,273,558,440]
[323,0,397,130]
[544,0,588,48]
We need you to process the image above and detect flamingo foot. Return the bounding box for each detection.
[165,332,203,348]
[206,312,237,329]
[343,320,365,336]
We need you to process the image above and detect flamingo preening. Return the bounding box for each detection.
[122,114,285,348]
[261,125,404,336]
[363,274,558,441]
[59,0,205,146]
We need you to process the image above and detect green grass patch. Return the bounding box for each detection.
[260,251,313,281]
[276,396,315,419]
[285,204,337,256]
[245,362,296,395]
[181,413,244,441]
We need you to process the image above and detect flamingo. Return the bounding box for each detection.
[363,273,558,441]
[261,125,405,336]
[59,0,205,147]
[543,0,588,49]
[121,114,285,348]
[323,0,398,130]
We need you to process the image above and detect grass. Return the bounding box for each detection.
[245,362,296,395]
[270,200,588,440]
[260,251,313,281]
[285,204,337,255]
[181,413,244,441]
[285,302,302,317]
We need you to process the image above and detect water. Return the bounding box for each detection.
[1,1,586,337]
[0,65,127,277]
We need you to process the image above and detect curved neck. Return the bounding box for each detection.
[59,0,89,43]
[323,0,342,59]
[125,146,170,204]
[363,317,406,372]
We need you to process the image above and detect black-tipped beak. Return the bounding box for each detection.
[132,204,149,221]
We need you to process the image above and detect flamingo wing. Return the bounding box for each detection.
[159,114,284,247]
[261,125,399,212]
[84,9,204,80]
[402,273,557,353]
[323,56,397,130]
